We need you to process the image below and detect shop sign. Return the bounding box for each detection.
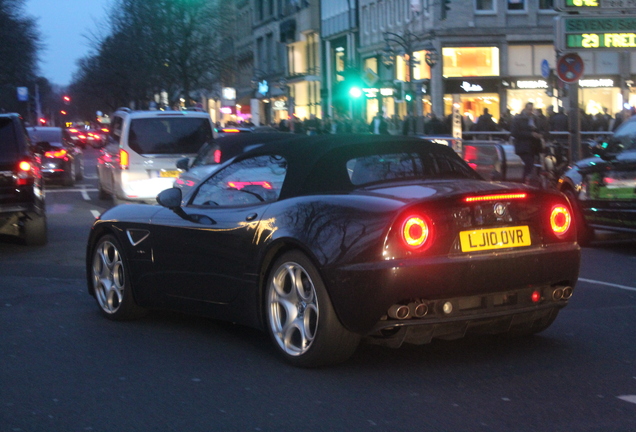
[258,80,269,96]
[272,100,288,111]
[578,78,615,87]
[557,15,636,51]
[222,87,236,100]
[363,87,379,98]
[445,78,500,94]
[380,88,394,96]
[515,80,548,89]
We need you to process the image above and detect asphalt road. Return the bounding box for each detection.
[1,148,635,432]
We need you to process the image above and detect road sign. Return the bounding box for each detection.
[541,59,551,79]
[16,87,28,102]
[557,53,585,83]
[556,15,636,51]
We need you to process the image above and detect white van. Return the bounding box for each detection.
[97,109,216,204]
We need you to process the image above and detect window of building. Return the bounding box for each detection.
[539,0,554,9]
[507,0,526,11]
[475,0,495,12]
[442,47,500,78]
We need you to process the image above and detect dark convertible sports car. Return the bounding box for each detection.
[86,135,581,367]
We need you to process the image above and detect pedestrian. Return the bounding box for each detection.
[424,112,447,135]
[474,108,499,132]
[511,102,543,184]
[402,114,417,136]
[369,112,389,135]
[550,107,569,131]
[498,109,513,131]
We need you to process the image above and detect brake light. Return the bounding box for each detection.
[119,149,129,169]
[401,215,431,249]
[550,205,571,236]
[19,161,31,171]
[222,128,240,133]
[16,161,34,186]
[214,149,222,164]
[44,149,68,158]
[69,128,79,133]
[464,193,527,203]
[227,181,272,190]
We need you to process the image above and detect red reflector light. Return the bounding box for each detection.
[531,290,541,303]
[401,215,431,249]
[44,149,67,158]
[214,149,222,164]
[464,193,527,203]
[550,205,571,236]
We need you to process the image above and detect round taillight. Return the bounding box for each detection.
[402,215,430,249]
[19,161,31,171]
[550,205,571,236]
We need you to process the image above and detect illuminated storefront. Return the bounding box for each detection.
[442,47,501,123]
[507,78,555,116]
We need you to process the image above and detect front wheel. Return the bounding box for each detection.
[265,251,360,367]
[90,234,146,320]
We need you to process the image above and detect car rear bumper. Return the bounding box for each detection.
[324,242,580,335]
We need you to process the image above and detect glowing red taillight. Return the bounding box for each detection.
[222,128,240,133]
[19,161,31,171]
[531,290,541,303]
[119,149,129,169]
[44,149,67,158]
[464,193,527,203]
[550,205,571,236]
[214,149,222,164]
[401,215,431,249]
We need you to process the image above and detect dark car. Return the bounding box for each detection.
[559,116,636,245]
[0,113,47,245]
[27,127,84,186]
[174,132,296,194]
[87,135,580,367]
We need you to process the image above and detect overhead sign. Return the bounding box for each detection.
[557,0,636,11]
[557,15,636,51]
[541,59,551,79]
[557,53,585,83]
[16,87,28,102]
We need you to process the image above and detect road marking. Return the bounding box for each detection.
[81,189,90,200]
[46,188,98,193]
[617,395,636,404]
[578,278,636,292]
[90,210,101,218]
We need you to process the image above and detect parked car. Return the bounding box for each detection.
[559,116,636,245]
[462,140,524,181]
[27,126,84,186]
[0,113,47,245]
[86,134,580,367]
[174,132,295,194]
[96,108,216,204]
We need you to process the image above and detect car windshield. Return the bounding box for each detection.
[0,118,19,162]
[128,117,213,155]
[611,120,636,151]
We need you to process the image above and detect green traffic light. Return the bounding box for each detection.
[349,86,363,98]
[404,93,413,102]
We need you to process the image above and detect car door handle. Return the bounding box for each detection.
[246,213,257,221]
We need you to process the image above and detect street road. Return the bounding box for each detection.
[1,148,635,431]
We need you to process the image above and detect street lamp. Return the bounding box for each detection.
[382,31,438,116]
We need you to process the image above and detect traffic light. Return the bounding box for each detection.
[404,91,413,102]
[349,86,363,98]
[394,81,404,102]
[441,0,451,20]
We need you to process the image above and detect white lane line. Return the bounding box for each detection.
[578,278,636,292]
[81,189,90,200]
[45,188,98,193]
[617,395,636,404]
[90,210,101,219]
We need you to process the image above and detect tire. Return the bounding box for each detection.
[265,251,360,367]
[21,213,47,246]
[75,156,84,181]
[63,161,76,187]
[563,189,593,246]
[90,234,146,320]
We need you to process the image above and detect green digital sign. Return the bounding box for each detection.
[565,0,599,7]
[559,0,636,10]
[558,15,636,51]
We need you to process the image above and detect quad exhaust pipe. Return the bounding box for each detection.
[551,286,573,301]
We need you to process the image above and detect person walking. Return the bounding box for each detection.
[475,108,498,132]
[511,102,543,184]
[369,112,389,135]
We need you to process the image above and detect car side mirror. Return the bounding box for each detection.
[176,157,190,171]
[157,187,182,209]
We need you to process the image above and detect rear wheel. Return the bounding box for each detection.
[63,161,75,187]
[21,213,47,246]
[265,251,360,367]
[90,234,146,320]
[564,188,593,246]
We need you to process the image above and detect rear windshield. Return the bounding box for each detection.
[28,129,63,145]
[0,118,19,162]
[347,151,477,186]
[128,117,213,155]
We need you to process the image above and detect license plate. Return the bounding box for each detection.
[160,170,180,178]
[459,226,531,252]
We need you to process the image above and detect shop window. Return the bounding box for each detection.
[507,0,525,11]
[475,0,495,12]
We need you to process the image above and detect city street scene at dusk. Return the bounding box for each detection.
[1,0,635,430]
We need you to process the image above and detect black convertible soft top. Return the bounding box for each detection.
[230,134,481,199]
